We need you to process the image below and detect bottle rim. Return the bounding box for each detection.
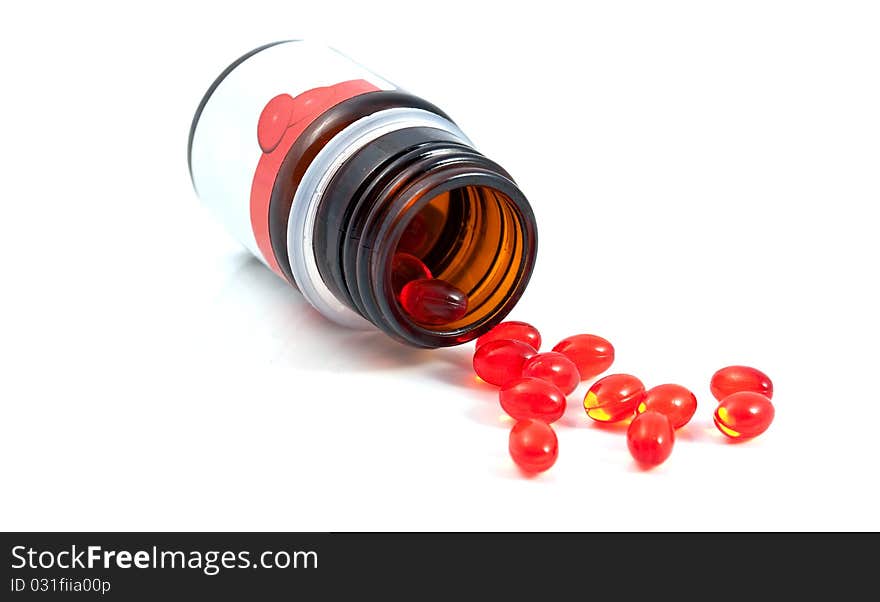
[363,165,537,347]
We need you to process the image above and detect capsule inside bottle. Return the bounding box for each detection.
[388,184,533,336]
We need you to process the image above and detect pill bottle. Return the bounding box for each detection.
[188,40,537,348]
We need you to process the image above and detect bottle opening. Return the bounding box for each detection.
[381,177,536,344]
[311,123,537,348]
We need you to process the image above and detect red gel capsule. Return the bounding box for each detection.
[521,352,580,395]
[583,373,645,423]
[714,391,775,439]
[552,334,615,381]
[475,321,542,351]
[499,377,567,423]
[473,339,537,386]
[627,411,675,467]
[390,252,431,295]
[636,384,698,429]
[509,419,558,473]
[399,278,468,325]
[710,365,773,401]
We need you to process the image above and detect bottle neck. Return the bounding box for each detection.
[310,121,537,348]
[286,107,469,332]
[266,92,453,288]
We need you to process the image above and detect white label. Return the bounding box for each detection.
[190,41,395,267]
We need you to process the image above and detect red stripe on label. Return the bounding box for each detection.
[250,80,380,277]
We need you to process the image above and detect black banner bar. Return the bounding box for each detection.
[0,532,871,598]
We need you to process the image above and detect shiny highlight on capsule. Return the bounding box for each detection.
[710,365,773,401]
[399,278,468,325]
[499,377,567,423]
[472,339,537,386]
[627,411,675,467]
[475,321,542,351]
[521,352,579,395]
[508,419,559,473]
[552,334,615,381]
[713,391,775,439]
[636,384,697,429]
[583,373,646,423]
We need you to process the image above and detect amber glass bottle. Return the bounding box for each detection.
[189,40,537,348]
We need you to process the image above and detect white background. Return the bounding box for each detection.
[1,1,878,531]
